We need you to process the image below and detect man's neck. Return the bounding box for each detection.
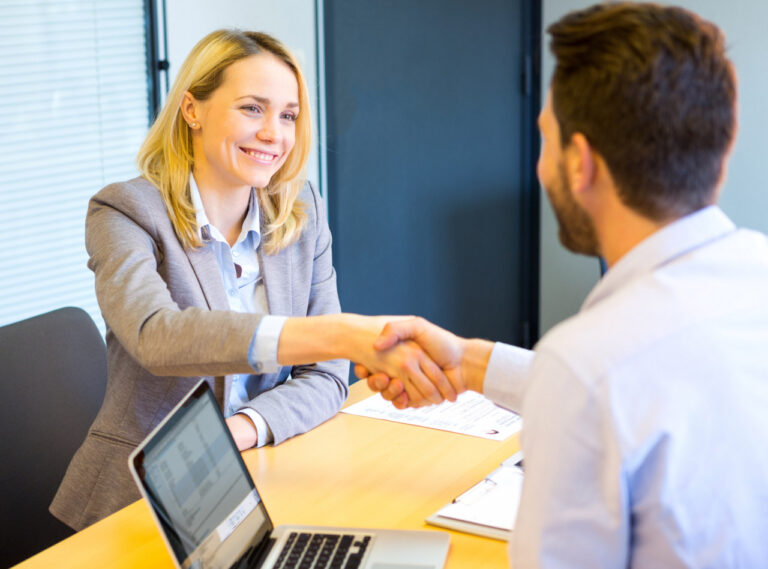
[595,196,671,268]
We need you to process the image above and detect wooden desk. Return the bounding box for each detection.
[16,382,518,569]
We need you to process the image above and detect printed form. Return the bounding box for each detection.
[341,390,521,441]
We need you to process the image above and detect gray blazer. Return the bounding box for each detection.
[50,177,348,531]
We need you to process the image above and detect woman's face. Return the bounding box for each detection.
[184,52,299,192]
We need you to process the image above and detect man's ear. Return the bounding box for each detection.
[564,132,596,196]
[180,91,200,128]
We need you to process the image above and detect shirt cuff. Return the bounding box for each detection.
[236,408,274,447]
[248,315,289,374]
[483,342,535,413]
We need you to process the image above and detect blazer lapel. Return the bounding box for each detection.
[260,247,293,317]
[186,244,231,406]
[186,244,229,310]
[257,193,293,317]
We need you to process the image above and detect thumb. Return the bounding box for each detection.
[373,318,421,351]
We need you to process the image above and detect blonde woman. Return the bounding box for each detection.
[50,30,453,531]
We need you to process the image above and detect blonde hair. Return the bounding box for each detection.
[137,30,310,254]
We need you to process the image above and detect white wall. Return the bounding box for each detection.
[163,0,322,191]
[539,0,768,334]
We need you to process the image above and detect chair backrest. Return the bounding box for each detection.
[0,307,107,567]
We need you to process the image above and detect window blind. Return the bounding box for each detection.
[0,0,150,332]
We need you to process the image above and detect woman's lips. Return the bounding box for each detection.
[240,147,277,164]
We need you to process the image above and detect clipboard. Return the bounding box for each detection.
[426,451,523,541]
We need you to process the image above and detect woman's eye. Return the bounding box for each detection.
[242,105,262,113]
[281,112,297,122]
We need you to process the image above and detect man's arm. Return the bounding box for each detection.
[511,350,629,568]
[358,317,535,410]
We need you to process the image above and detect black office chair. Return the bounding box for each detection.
[0,307,107,567]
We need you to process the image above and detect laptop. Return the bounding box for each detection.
[128,380,450,569]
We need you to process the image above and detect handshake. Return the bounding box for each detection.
[347,316,493,410]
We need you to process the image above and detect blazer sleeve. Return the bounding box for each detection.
[239,182,349,444]
[86,179,263,377]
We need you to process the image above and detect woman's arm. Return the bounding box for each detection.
[89,180,450,449]
[87,179,263,376]
[233,183,452,446]
[277,314,454,405]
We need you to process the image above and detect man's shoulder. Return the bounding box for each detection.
[535,288,663,386]
[537,232,768,384]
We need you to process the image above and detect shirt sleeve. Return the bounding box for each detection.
[482,342,535,413]
[247,315,288,374]
[236,408,274,447]
[509,350,630,569]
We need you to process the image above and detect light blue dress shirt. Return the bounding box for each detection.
[484,206,768,568]
[189,175,287,447]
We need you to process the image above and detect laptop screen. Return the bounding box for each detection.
[130,381,273,568]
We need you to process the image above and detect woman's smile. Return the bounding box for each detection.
[239,146,279,165]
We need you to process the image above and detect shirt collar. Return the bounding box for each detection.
[582,205,737,310]
[189,174,261,245]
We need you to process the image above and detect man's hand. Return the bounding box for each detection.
[276,313,470,406]
[362,372,411,408]
[351,325,458,406]
[356,317,471,408]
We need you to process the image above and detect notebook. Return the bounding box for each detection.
[425,452,523,542]
[128,380,450,569]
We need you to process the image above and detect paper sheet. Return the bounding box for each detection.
[341,391,521,440]
[434,463,523,532]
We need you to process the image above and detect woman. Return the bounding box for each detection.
[50,29,452,532]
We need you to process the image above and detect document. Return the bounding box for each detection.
[341,391,521,441]
[426,453,524,541]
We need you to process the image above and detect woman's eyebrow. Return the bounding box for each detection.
[236,94,299,108]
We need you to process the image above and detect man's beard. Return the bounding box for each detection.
[546,163,600,257]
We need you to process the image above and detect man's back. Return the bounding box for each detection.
[516,207,768,568]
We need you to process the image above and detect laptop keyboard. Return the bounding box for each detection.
[272,531,373,569]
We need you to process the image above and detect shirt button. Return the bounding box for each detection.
[233,250,240,257]
[228,289,237,296]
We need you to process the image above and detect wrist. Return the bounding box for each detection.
[279,314,357,365]
[460,338,494,393]
[231,414,258,450]
[326,313,367,361]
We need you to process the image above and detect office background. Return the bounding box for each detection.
[1,0,766,342]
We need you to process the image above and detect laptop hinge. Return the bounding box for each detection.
[235,536,276,569]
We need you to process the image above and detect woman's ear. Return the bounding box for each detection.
[180,91,200,128]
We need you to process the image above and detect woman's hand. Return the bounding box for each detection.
[276,314,458,405]
[338,315,459,406]
[355,317,493,409]
[226,414,258,451]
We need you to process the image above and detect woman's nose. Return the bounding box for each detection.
[257,113,280,142]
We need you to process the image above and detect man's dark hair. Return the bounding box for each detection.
[548,2,736,220]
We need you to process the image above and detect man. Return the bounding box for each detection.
[358,3,768,567]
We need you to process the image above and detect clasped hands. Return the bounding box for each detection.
[353,317,484,409]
